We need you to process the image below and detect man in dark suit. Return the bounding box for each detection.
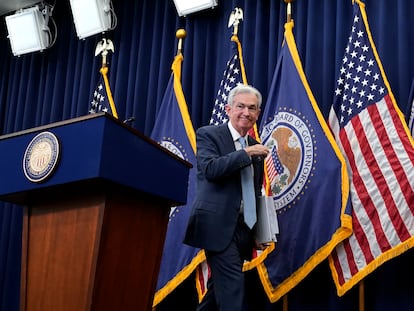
[184,84,269,311]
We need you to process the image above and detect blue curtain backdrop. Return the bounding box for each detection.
[1,0,414,310]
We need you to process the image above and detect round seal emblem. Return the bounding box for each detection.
[261,110,315,214]
[23,131,60,183]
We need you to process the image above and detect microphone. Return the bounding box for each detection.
[123,116,135,125]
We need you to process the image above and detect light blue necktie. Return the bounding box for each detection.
[239,137,257,229]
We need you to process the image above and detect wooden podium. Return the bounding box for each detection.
[0,113,191,311]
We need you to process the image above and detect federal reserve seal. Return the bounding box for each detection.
[159,136,189,220]
[159,137,188,160]
[261,109,315,214]
[23,131,60,183]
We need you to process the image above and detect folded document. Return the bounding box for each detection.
[255,195,279,244]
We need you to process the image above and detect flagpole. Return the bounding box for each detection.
[95,38,118,119]
[176,28,186,55]
[172,28,197,155]
[228,8,247,88]
[283,294,288,311]
[284,0,293,23]
[281,2,293,309]
[359,280,365,311]
[229,7,243,36]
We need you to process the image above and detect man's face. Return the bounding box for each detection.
[225,92,260,135]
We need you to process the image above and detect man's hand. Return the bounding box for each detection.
[244,144,269,157]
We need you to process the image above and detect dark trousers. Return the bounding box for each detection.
[197,216,254,311]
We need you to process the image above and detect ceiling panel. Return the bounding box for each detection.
[0,0,41,17]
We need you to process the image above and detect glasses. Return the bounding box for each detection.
[233,103,258,112]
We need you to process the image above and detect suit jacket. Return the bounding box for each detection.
[184,123,264,252]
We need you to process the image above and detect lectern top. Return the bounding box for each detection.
[0,113,191,206]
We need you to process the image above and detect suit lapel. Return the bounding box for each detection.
[217,124,236,154]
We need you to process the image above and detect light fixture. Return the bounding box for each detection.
[5,3,55,56]
[69,0,117,40]
[172,0,218,17]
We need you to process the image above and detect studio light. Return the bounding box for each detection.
[69,0,117,40]
[5,4,55,56]
[172,0,218,17]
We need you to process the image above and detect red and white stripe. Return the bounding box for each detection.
[265,154,277,183]
[329,94,414,289]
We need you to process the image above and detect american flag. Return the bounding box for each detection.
[89,75,111,114]
[209,40,243,125]
[265,145,284,183]
[328,1,414,296]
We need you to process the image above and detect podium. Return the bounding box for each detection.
[0,113,191,311]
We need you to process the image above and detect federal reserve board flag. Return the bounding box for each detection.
[328,0,414,297]
[257,20,352,303]
[151,54,202,307]
[405,77,414,138]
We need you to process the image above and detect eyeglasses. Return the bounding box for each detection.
[233,103,258,112]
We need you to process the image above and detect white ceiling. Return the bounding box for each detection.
[0,0,41,16]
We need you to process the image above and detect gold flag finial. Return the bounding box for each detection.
[176,29,186,55]
[228,7,243,35]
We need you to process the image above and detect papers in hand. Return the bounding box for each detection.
[255,195,279,244]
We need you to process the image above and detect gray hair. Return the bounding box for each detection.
[227,84,262,108]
